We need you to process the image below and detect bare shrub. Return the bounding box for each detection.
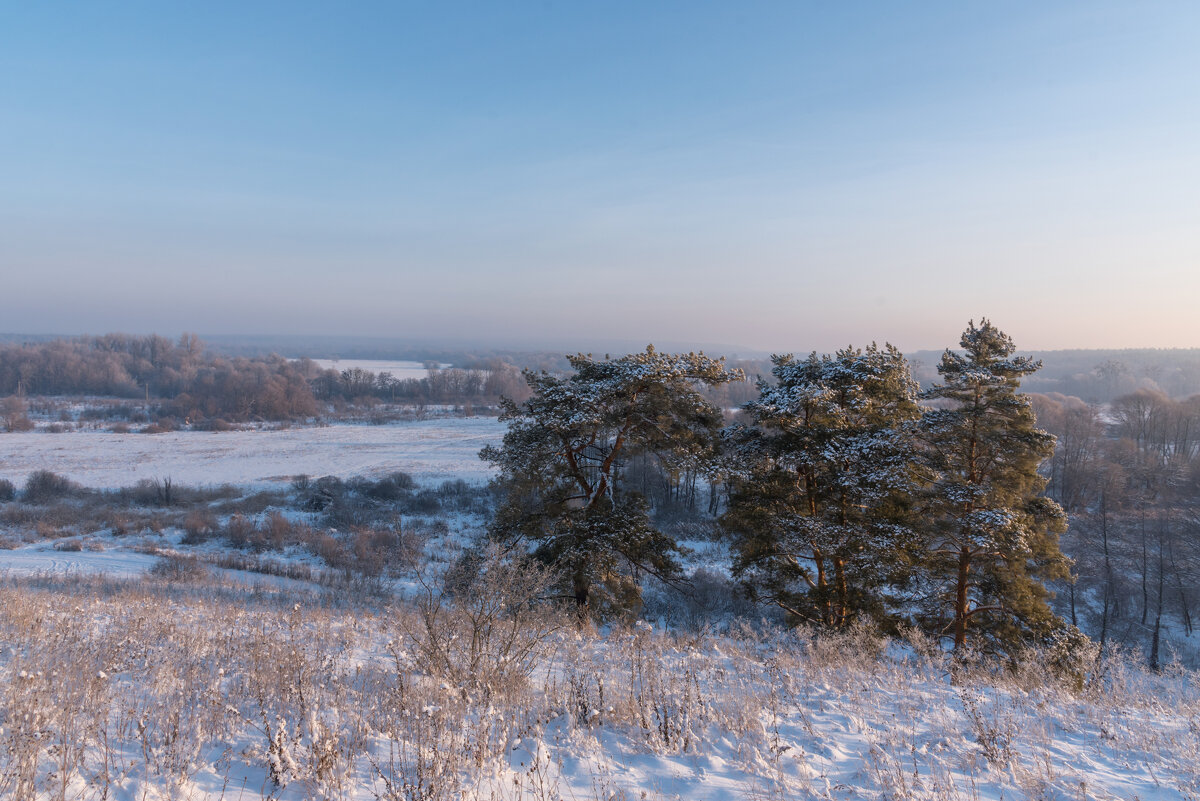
[363,471,416,501]
[642,566,754,631]
[261,510,309,549]
[150,553,210,581]
[193,417,235,431]
[224,514,256,548]
[369,703,468,801]
[214,489,287,515]
[182,509,219,544]
[407,545,564,700]
[311,531,352,570]
[122,478,162,506]
[1,395,34,432]
[0,478,14,502]
[958,685,1018,767]
[207,552,317,582]
[143,416,178,434]
[350,526,416,576]
[22,470,80,503]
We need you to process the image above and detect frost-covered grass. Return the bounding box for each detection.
[1,571,1196,800]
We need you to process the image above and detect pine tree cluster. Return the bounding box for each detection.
[484,321,1074,653]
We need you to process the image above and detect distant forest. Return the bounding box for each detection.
[1,333,1199,424]
[0,334,529,422]
[134,333,1200,405]
[910,348,1200,402]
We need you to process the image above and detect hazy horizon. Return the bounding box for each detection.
[4,3,1199,352]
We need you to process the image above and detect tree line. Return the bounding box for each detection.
[0,334,534,422]
[1035,388,1200,667]
[309,360,531,407]
[483,320,1081,657]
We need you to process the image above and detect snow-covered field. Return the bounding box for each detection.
[0,544,159,577]
[307,359,450,379]
[1,573,1195,801]
[0,417,504,489]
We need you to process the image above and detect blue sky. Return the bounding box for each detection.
[3,2,1199,352]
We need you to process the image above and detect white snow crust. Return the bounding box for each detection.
[0,418,504,489]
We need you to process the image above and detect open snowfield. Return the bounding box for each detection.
[0,417,505,489]
[0,544,159,578]
[307,359,449,379]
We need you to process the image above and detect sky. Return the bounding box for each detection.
[3,1,1200,354]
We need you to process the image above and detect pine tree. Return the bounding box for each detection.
[724,344,922,628]
[481,346,742,619]
[919,319,1070,652]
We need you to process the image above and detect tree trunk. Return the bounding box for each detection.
[1100,492,1112,651]
[813,549,831,626]
[1141,509,1149,625]
[953,546,971,651]
[834,557,848,629]
[573,567,590,621]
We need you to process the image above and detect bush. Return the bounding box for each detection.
[400,489,441,515]
[261,511,306,549]
[1040,624,1100,692]
[149,553,210,581]
[224,515,256,549]
[311,532,351,571]
[4,415,35,432]
[297,476,345,512]
[363,471,416,501]
[2,395,34,432]
[23,470,80,503]
[182,510,219,544]
[0,478,14,502]
[406,545,564,700]
[121,477,178,507]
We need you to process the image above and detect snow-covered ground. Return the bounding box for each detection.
[0,417,504,489]
[0,543,159,577]
[306,359,450,379]
[1,574,1195,801]
[0,407,1194,799]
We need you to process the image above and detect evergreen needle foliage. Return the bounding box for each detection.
[723,343,923,630]
[482,346,742,619]
[483,324,1076,655]
[918,319,1072,652]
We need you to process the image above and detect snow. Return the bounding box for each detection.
[0,391,1194,799]
[306,359,451,379]
[0,417,505,489]
[0,543,158,577]
[1,580,1195,800]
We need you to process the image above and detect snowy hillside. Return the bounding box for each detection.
[0,571,1195,800]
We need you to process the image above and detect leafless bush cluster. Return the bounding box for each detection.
[403,546,565,701]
